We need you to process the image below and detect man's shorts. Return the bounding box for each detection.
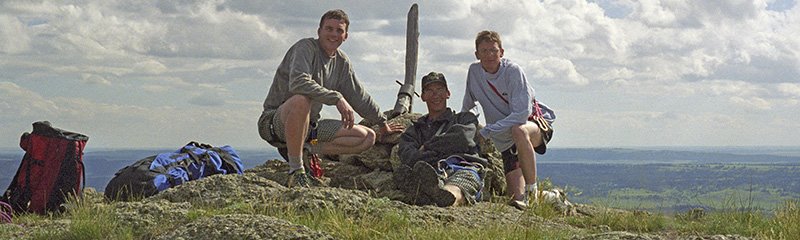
[501,145,520,175]
[258,109,341,147]
[499,121,553,175]
[439,156,484,205]
[446,169,482,205]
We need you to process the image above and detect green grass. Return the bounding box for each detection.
[9,196,135,240]
[568,208,668,233]
[2,194,798,240]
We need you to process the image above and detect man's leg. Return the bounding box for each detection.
[511,123,544,199]
[277,95,312,172]
[505,168,525,200]
[314,123,376,155]
[443,168,483,207]
[443,185,464,206]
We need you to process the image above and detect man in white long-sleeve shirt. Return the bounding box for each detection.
[461,30,552,210]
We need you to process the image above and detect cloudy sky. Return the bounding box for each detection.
[1,0,798,150]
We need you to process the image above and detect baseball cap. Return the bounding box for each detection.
[421,72,448,90]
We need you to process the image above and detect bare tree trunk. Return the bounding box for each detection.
[391,3,418,118]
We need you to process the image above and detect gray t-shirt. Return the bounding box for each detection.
[261,38,386,125]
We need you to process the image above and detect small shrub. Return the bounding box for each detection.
[758,200,800,239]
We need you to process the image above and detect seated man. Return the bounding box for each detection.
[462,30,552,209]
[395,72,488,207]
[258,9,402,188]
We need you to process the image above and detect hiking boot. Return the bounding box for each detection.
[393,164,415,193]
[413,161,455,207]
[286,169,310,188]
[508,198,529,210]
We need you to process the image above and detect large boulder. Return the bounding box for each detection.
[339,144,393,171]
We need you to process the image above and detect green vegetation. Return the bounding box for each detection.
[2,192,798,239]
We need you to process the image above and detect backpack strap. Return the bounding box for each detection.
[485,80,509,104]
[0,200,12,223]
[486,79,544,119]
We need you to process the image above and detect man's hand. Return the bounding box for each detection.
[377,122,405,142]
[336,98,355,129]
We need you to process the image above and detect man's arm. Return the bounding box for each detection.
[424,113,479,155]
[461,79,479,116]
[398,126,442,167]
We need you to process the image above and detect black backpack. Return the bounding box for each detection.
[104,142,244,201]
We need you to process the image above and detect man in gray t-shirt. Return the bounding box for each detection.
[258,9,403,188]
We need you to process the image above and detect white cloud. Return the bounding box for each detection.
[730,96,772,110]
[1,0,799,148]
[703,80,766,97]
[133,59,168,74]
[0,15,30,54]
[527,57,589,86]
[0,82,59,119]
[778,83,800,97]
[80,73,111,85]
[0,81,261,148]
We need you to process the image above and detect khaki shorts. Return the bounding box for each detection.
[258,109,341,147]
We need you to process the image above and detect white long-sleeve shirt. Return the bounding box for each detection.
[461,58,535,152]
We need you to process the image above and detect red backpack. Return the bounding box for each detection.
[1,121,88,214]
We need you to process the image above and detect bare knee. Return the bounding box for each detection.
[360,128,377,150]
[281,95,312,115]
[510,125,529,142]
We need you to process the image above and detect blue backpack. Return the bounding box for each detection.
[104,142,244,201]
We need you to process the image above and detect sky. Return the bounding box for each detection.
[1,0,798,150]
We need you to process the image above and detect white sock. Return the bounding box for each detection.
[525,183,538,193]
[288,156,303,173]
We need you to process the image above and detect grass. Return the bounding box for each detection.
[9,196,135,240]
[2,193,798,240]
[568,208,668,233]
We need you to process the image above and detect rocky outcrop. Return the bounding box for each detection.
[67,173,551,239]
[248,113,508,205]
[105,173,751,240]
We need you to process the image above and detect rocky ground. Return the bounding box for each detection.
[0,114,755,239]
[94,174,754,239]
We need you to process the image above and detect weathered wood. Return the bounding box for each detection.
[391,3,418,117]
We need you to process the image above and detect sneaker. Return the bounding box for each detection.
[413,161,455,207]
[286,169,310,188]
[508,198,529,210]
[509,191,536,210]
